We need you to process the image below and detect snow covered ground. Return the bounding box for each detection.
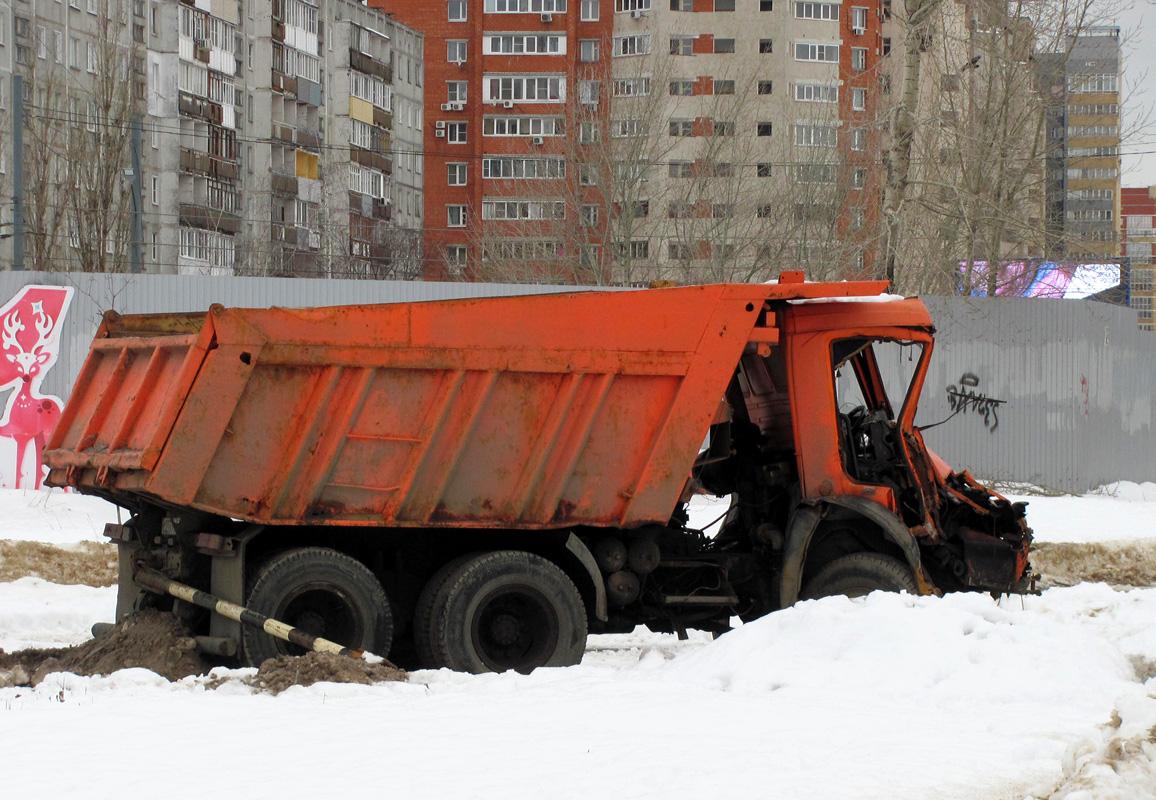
[2,486,1156,800]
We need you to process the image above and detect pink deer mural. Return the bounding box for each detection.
[0,285,75,489]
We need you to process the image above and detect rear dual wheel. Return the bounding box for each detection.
[414,550,587,674]
[242,547,393,667]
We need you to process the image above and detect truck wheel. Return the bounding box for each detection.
[242,547,393,667]
[800,553,918,600]
[431,551,587,674]
[412,554,477,669]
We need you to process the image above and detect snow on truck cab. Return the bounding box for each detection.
[44,273,1033,673]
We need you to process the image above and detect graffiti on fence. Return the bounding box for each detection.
[946,372,1006,434]
[0,285,74,489]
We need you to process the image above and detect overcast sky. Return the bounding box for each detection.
[1118,1,1156,187]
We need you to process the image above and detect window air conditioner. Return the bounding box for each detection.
[852,26,866,35]
[541,13,552,22]
[503,100,515,108]
[532,136,545,145]
[449,102,464,111]
[631,9,642,19]
[440,103,452,111]
[435,129,446,138]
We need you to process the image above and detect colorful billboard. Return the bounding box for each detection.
[959,260,1121,299]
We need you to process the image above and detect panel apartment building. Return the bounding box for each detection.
[0,0,424,278]
[374,0,884,284]
[1121,186,1155,331]
[1037,27,1122,264]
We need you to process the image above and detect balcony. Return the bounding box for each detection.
[272,122,296,145]
[271,71,298,97]
[372,199,391,221]
[350,50,391,82]
[271,172,298,195]
[180,203,240,235]
[296,128,322,149]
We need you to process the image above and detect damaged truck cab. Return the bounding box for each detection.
[44,274,1033,673]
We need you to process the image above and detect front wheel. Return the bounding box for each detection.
[430,551,587,674]
[242,547,393,666]
[800,553,918,601]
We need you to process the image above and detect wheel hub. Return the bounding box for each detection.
[489,613,521,646]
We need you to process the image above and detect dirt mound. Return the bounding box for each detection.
[246,651,407,695]
[0,610,211,687]
[0,540,117,586]
[1032,540,1156,589]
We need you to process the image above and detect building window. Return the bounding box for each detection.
[712,120,736,136]
[795,2,839,20]
[794,83,838,102]
[757,204,773,218]
[714,38,735,53]
[669,161,692,178]
[793,164,838,183]
[614,34,651,56]
[579,121,599,143]
[851,47,867,71]
[852,167,866,188]
[757,163,773,177]
[150,176,160,205]
[669,243,690,260]
[714,79,734,95]
[851,6,868,31]
[715,0,734,9]
[850,128,866,150]
[448,0,466,20]
[760,0,773,8]
[579,80,600,105]
[850,207,864,230]
[447,162,468,185]
[852,87,866,110]
[758,80,773,95]
[447,40,466,63]
[794,123,838,147]
[481,200,565,221]
[447,122,467,143]
[616,0,651,10]
[669,119,693,136]
[484,116,564,136]
[670,0,692,9]
[482,156,566,179]
[759,39,773,54]
[485,75,565,103]
[669,79,693,96]
[611,118,648,138]
[484,34,564,55]
[580,39,599,62]
[795,42,839,63]
[447,81,467,102]
[581,0,599,19]
[448,205,467,227]
[757,121,772,136]
[669,36,693,56]
[484,0,568,11]
[581,205,598,227]
[446,246,468,274]
[614,77,651,96]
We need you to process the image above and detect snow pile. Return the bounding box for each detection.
[0,488,121,545]
[0,577,115,650]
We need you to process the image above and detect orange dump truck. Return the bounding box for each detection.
[45,275,1033,672]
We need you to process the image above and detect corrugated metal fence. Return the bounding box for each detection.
[3,272,1152,493]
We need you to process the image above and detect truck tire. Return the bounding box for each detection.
[430,551,587,674]
[412,553,477,669]
[800,553,918,601]
[242,547,393,667]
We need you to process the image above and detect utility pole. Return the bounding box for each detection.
[130,117,143,274]
[12,74,24,271]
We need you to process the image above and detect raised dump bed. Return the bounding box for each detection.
[47,282,882,529]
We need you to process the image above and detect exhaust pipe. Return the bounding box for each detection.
[133,565,396,668]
